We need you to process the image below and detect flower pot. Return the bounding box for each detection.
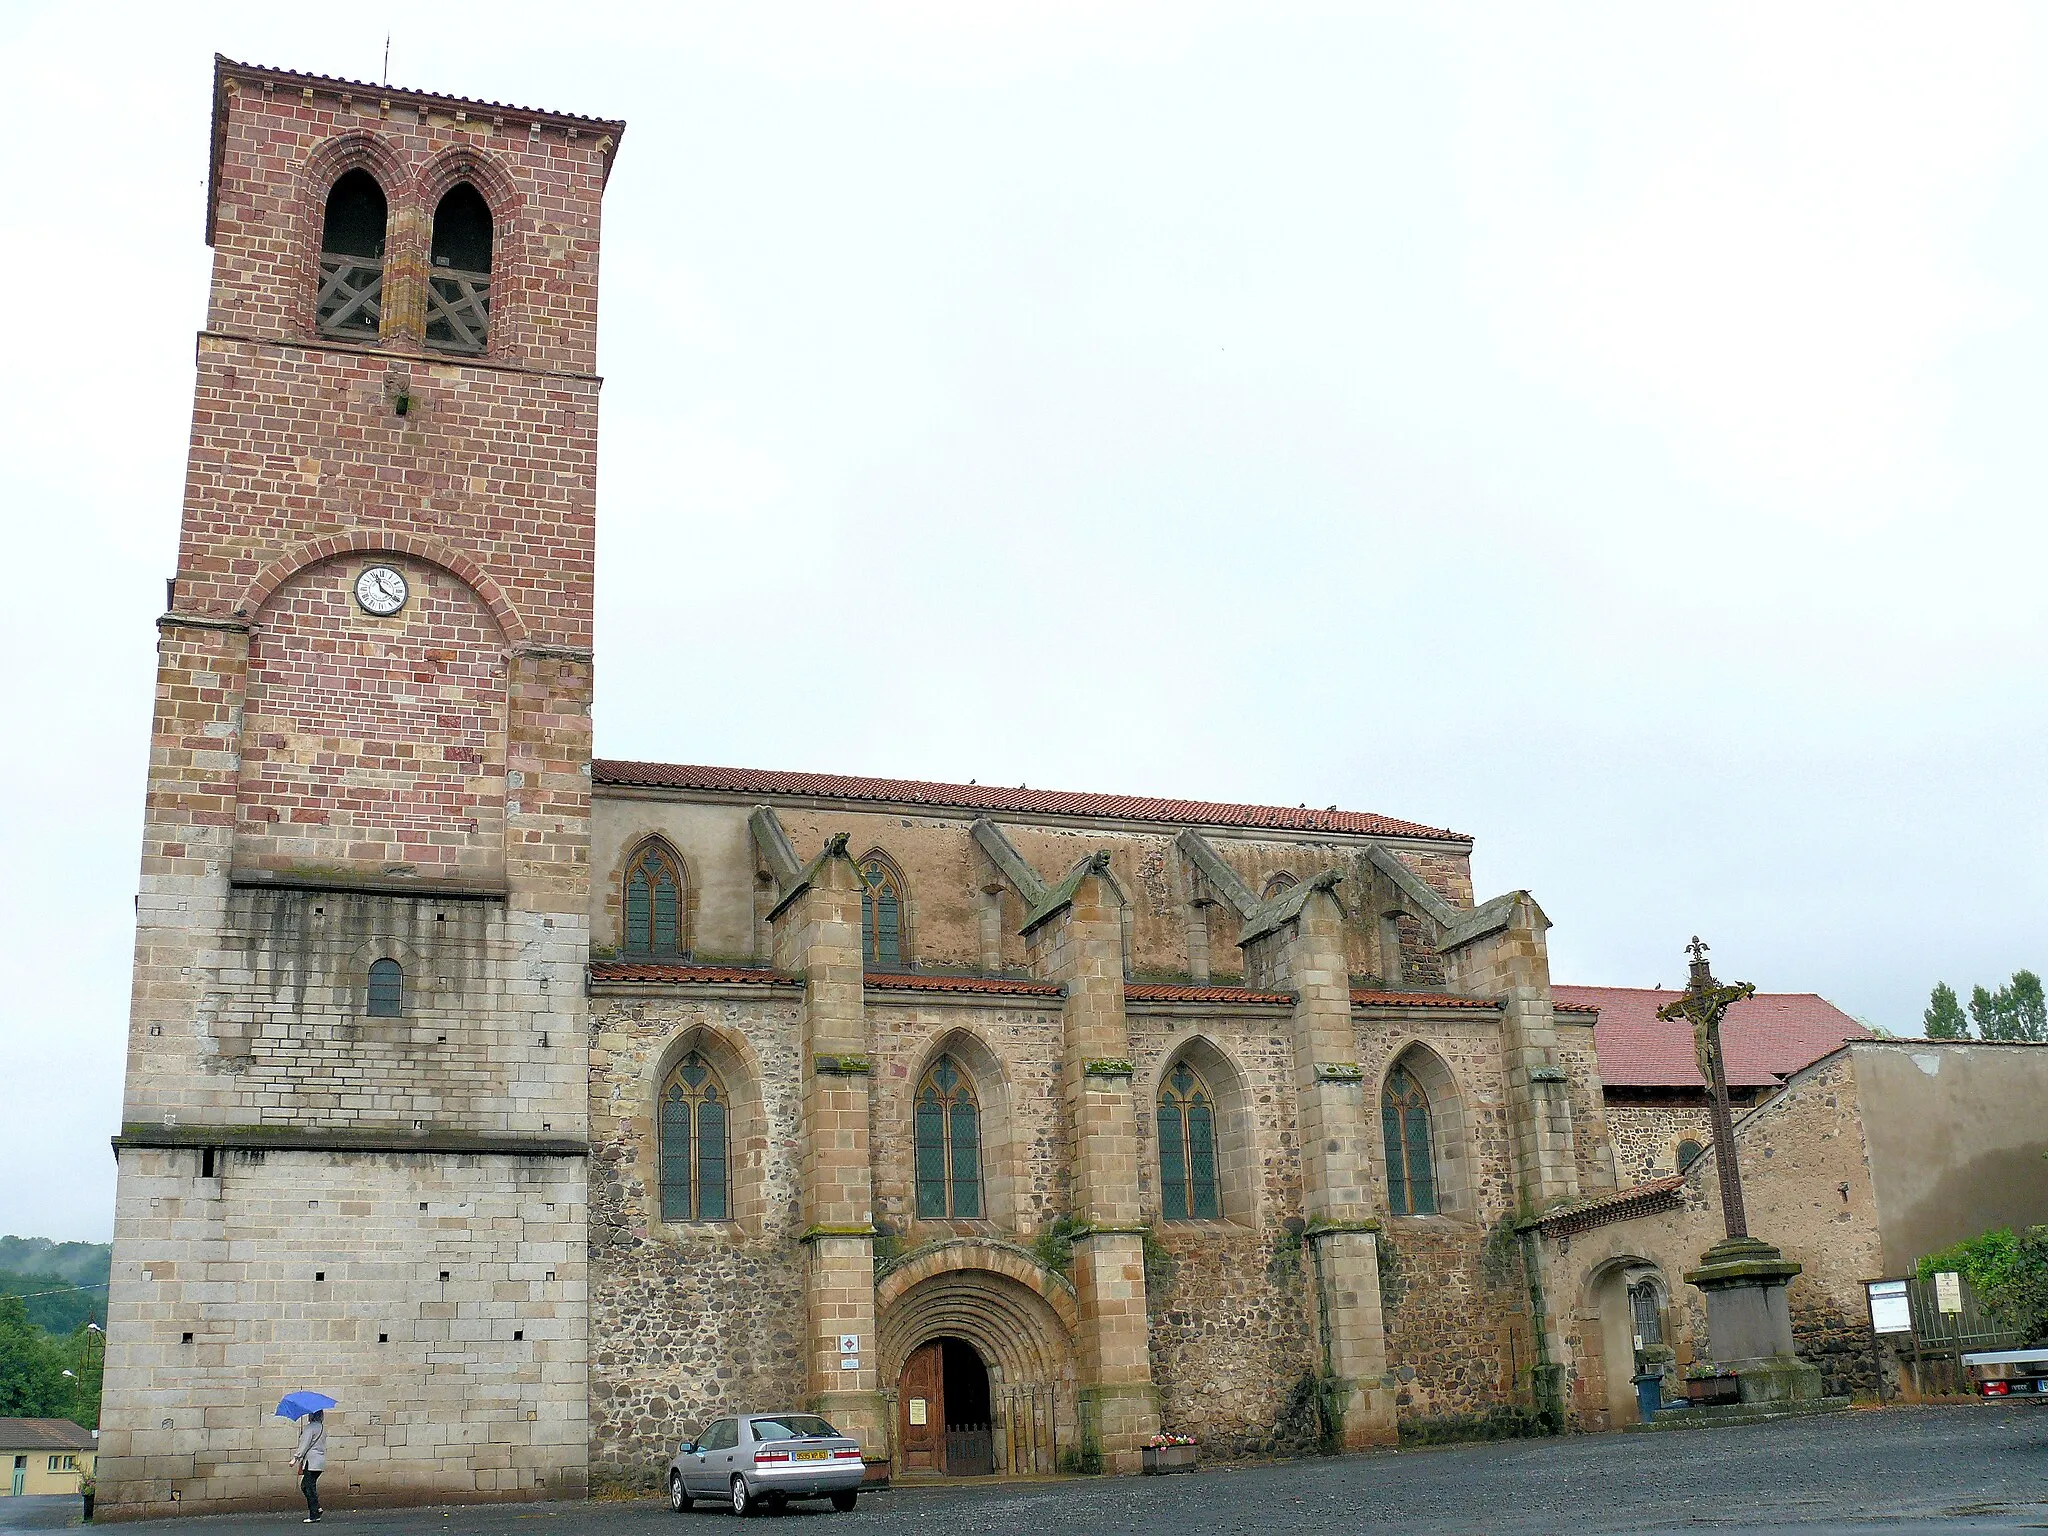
[1684,1374,1740,1406]
[1142,1444,1198,1475]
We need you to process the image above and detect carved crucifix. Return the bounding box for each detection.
[1656,937,1757,1239]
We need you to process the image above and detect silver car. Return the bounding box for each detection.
[668,1412,866,1516]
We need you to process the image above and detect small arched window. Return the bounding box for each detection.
[913,1057,981,1219]
[1629,1279,1665,1345]
[1262,872,1298,902]
[1381,1063,1437,1215]
[367,958,403,1018]
[1675,1138,1705,1172]
[659,1051,729,1222]
[860,855,904,968]
[426,182,493,355]
[1157,1060,1221,1221]
[317,169,387,338]
[623,841,686,957]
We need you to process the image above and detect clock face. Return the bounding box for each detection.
[354,564,409,616]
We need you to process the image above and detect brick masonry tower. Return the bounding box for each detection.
[98,58,622,1516]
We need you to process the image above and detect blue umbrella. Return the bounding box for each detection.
[276,1392,337,1420]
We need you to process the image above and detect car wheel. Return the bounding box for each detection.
[730,1475,756,1518]
[831,1491,858,1513]
[670,1472,691,1513]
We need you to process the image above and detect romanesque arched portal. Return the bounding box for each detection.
[875,1240,1077,1475]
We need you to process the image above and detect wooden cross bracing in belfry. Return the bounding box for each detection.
[1656,936,1757,1240]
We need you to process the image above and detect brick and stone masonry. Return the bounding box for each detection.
[99,58,623,1518]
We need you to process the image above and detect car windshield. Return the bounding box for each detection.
[750,1415,840,1442]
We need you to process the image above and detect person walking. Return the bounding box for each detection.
[291,1409,327,1522]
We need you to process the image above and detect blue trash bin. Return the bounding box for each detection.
[1633,1373,1665,1421]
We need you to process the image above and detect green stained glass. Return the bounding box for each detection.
[1157,1103,1188,1222]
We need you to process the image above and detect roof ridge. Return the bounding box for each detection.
[216,55,626,129]
[592,758,1470,842]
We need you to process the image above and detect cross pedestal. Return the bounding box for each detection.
[1683,1236,1823,1405]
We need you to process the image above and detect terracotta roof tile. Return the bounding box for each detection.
[1350,989,1499,1011]
[1125,983,1295,1005]
[590,962,795,985]
[1553,985,1871,1090]
[592,759,1467,842]
[1553,1000,1599,1016]
[863,972,1064,998]
[1529,1174,1688,1234]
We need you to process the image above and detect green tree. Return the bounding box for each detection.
[0,1294,69,1418]
[1919,1226,2048,1342]
[1970,971,2048,1043]
[1924,982,1970,1039]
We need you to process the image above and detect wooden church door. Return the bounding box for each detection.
[898,1341,946,1472]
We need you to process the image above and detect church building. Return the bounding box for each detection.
[99,58,1637,1515]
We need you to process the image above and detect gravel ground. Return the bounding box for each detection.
[20,1403,2048,1536]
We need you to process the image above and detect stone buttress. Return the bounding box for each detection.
[769,835,890,1458]
[1021,853,1162,1473]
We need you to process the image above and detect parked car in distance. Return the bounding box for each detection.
[1964,1346,2048,1397]
[669,1412,866,1516]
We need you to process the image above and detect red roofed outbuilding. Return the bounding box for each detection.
[1552,984,1872,1184]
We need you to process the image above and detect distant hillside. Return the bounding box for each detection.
[0,1268,103,1334]
[0,1237,111,1290]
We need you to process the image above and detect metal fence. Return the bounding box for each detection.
[1889,1274,2028,1397]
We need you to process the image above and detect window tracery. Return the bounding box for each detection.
[1381,1062,1437,1215]
[1157,1060,1221,1221]
[913,1056,981,1219]
[659,1051,729,1222]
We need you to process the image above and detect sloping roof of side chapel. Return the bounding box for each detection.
[1554,984,1872,1090]
[592,760,1471,843]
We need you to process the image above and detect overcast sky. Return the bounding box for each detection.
[2,3,2043,1242]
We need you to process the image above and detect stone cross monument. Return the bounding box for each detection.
[1660,939,1825,1405]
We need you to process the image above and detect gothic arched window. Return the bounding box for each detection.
[860,854,905,968]
[317,169,387,338]
[659,1051,729,1222]
[1381,1063,1438,1215]
[913,1057,981,1219]
[623,841,686,957]
[426,181,493,355]
[1157,1060,1221,1221]
[367,958,403,1018]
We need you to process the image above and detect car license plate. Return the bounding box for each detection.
[794,1449,828,1461]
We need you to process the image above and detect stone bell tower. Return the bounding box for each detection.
[97,58,623,1517]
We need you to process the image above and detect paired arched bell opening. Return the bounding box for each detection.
[876,1244,1076,1477]
[313,149,498,352]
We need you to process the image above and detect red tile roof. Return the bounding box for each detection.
[1553,1000,1599,1016]
[1125,983,1295,1005]
[1553,985,1871,1090]
[593,760,1468,842]
[864,972,1064,998]
[1351,988,1499,1011]
[1528,1175,1688,1235]
[590,962,795,985]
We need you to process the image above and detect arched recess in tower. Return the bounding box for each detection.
[233,553,509,888]
[427,182,494,354]
[317,168,388,338]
